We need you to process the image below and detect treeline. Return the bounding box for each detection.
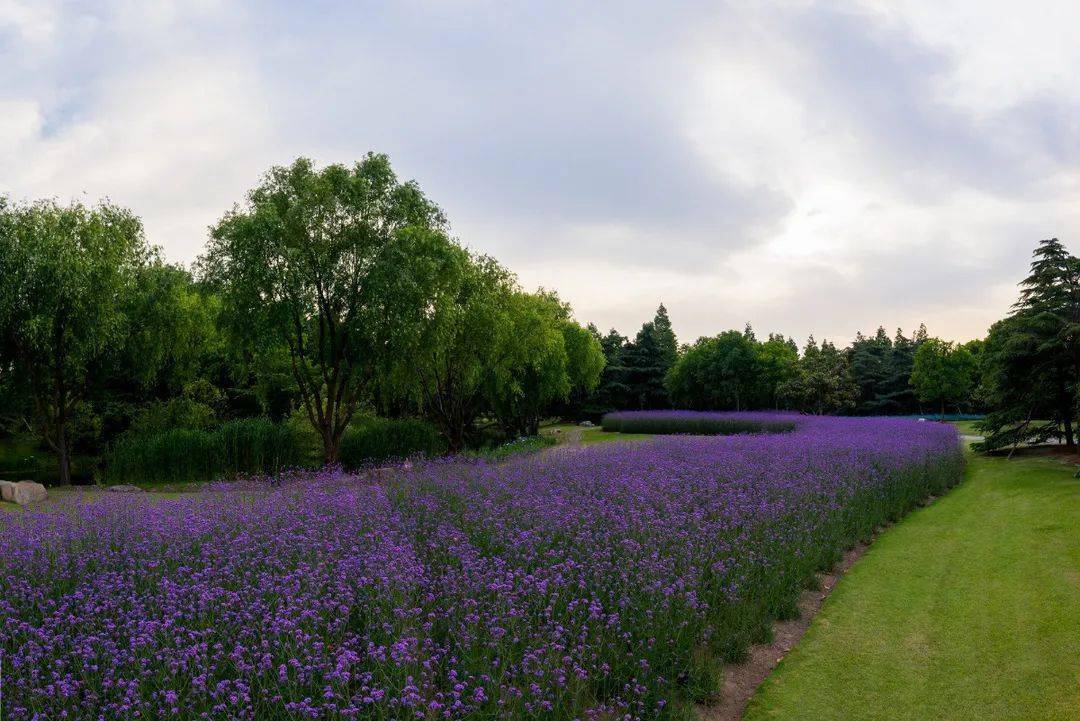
[0,155,604,483]
[3,150,1061,484]
[579,308,981,419]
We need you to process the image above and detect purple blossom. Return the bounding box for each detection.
[0,414,961,719]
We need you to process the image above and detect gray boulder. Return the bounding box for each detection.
[0,480,13,502]
[10,480,47,506]
[107,484,144,493]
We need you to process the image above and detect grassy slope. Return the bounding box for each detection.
[746,450,1080,721]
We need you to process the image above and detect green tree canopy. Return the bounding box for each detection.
[666,330,759,411]
[779,337,857,415]
[484,291,573,437]
[756,333,799,410]
[199,154,457,462]
[391,251,516,451]
[623,303,678,409]
[911,338,977,417]
[978,238,1080,449]
[0,198,149,483]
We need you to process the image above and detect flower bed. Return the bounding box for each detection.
[0,415,962,720]
[601,410,797,435]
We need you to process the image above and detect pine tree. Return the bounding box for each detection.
[980,238,1080,449]
[623,304,679,409]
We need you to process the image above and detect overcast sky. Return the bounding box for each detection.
[3,1,1079,346]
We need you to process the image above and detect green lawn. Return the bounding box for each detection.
[580,427,654,444]
[540,424,655,446]
[951,419,982,436]
[745,449,1080,720]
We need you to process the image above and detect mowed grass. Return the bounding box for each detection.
[581,428,654,444]
[540,424,655,445]
[745,448,1080,721]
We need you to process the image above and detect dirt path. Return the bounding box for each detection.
[697,541,870,721]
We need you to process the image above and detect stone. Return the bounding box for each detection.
[579,420,595,428]
[0,480,13,502]
[108,484,144,493]
[11,480,47,506]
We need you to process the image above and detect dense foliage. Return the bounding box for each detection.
[0,199,149,483]
[106,418,300,484]
[601,410,796,435]
[0,416,962,720]
[338,417,446,468]
[975,238,1080,450]
[0,158,604,483]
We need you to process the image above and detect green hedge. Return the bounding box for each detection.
[339,418,445,469]
[106,418,300,484]
[600,411,796,436]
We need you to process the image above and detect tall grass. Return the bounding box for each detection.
[601,410,796,435]
[338,417,445,469]
[106,418,300,484]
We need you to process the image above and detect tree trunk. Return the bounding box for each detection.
[445,424,464,454]
[322,429,339,465]
[1065,416,1075,448]
[57,420,72,485]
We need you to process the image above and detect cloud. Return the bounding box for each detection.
[2,1,1078,344]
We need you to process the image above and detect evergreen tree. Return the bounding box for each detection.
[979,238,1080,449]
[623,304,678,409]
[848,327,893,414]
[581,327,631,417]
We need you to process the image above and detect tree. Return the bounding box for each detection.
[392,251,515,451]
[484,291,572,437]
[0,199,148,483]
[582,327,631,417]
[666,330,759,410]
[756,333,799,409]
[978,238,1080,449]
[200,155,455,463]
[779,337,857,415]
[848,327,893,414]
[623,304,678,409]
[910,338,977,417]
[559,318,606,419]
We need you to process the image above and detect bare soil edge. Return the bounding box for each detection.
[697,490,942,721]
[695,540,867,721]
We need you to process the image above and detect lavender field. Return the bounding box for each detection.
[0,415,963,720]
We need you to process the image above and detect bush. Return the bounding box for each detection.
[106,418,299,484]
[338,418,445,469]
[601,410,796,435]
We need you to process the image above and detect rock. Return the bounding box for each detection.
[0,480,13,502]
[579,421,595,428]
[10,480,47,506]
[108,484,144,493]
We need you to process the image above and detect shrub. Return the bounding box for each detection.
[338,417,445,469]
[105,418,299,484]
[601,410,796,435]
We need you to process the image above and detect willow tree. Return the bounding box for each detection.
[387,251,516,452]
[0,199,147,483]
[200,155,456,463]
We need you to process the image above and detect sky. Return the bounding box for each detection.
[3,1,1080,346]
